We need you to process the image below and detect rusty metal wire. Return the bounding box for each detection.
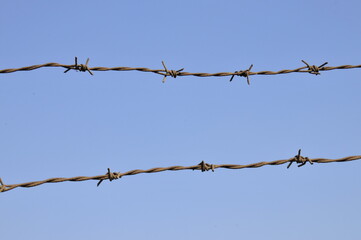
[1,57,360,83]
[1,152,360,193]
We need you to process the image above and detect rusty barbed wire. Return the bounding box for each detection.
[1,57,360,83]
[1,151,360,193]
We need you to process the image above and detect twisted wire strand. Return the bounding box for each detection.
[1,154,360,193]
[1,59,360,80]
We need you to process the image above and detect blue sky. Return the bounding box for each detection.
[1,0,360,239]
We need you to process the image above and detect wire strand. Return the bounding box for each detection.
[1,58,360,83]
[1,154,360,193]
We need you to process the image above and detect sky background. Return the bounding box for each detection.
[1,0,360,239]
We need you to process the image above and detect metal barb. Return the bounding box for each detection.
[64,57,93,75]
[161,61,184,83]
[287,149,313,168]
[97,168,121,187]
[0,178,6,192]
[302,60,328,75]
[229,64,253,85]
[197,161,215,172]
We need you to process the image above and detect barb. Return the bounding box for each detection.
[287,149,313,168]
[1,153,360,193]
[0,178,7,192]
[195,161,215,172]
[301,60,328,75]
[229,64,253,85]
[64,57,93,75]
[97,168,121,187]
[1,58,360,83]
[161,61,184,83]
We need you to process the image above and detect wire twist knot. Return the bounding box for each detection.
[287,149,313,168]
[230,64,253,85]
[161,61,184,83]
[197,161,215,172]
[64,57,93,75]
[97,168,122,187]
[302,60,328,75]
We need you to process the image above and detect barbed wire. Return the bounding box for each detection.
[1,150,360,193]
[1,57,360,84]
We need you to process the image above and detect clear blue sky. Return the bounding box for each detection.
[1,0,360,239]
